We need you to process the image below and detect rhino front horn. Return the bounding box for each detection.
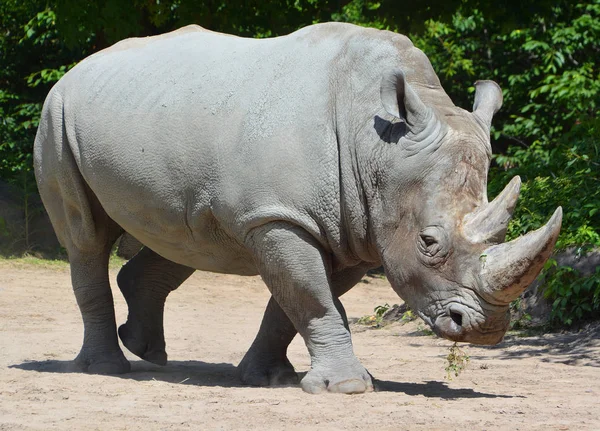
[479,207,562,304]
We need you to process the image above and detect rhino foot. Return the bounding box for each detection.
[238,350,298,386]
[301,360,373,394]
[74,347,131,374]
[118,321,167,366]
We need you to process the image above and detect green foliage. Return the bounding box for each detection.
[508,297,533,330]
[331,0,389,29]
[494,120,600,250]
[543,258,600,326]
[0,4,76,186]
[0,217,9,238]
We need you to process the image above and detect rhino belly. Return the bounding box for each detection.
[78,144,258,276]
[109,202,258,276]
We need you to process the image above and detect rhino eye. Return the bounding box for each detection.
[417,226,449,264]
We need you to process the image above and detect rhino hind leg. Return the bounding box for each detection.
[246,222,373,394]
[238,296,299,386]
[238,265,370,387]
[69,246,131,375]
[36,161,129,373]
[117,247,195,365]
[116,233,143,259]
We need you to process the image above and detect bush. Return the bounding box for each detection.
[543,260,600,326]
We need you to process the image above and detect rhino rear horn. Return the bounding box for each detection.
[479,207,562,304]
[472,80,503,131]
[381,69,430,130]
[463,176,521,244]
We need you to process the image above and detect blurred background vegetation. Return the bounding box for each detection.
[0,0,598,325]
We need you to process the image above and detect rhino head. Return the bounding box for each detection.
[371,70,562,345]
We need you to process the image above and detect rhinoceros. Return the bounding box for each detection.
[34,23,561,394]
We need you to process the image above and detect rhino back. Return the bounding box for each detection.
[50,25,358,271]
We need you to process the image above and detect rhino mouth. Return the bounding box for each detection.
[418,304,508,345]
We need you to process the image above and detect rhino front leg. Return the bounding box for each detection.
[238,265,370,387]
[117,247,195,365]
[246,222,373,394]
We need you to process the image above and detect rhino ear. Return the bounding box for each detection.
[381,69,429,128]
[472,80,503,131]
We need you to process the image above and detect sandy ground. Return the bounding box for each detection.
[0,259,599,431]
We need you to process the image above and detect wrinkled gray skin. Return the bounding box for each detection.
[34,23,562,394]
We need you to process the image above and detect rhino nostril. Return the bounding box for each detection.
[450,310,463,327]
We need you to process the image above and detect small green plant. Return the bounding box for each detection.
[374,303,390,320]
[445,342,470,380]
[357,303,390,328]
[416,321,435,336]
[510,312,533,330]
[400,309,417,322]
[479,253,487,267]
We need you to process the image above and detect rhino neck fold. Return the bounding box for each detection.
[331,86,381,266]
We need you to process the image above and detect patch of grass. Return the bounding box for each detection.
[0,251,127,270]
[0,254,69,269]
[109,253,127,270]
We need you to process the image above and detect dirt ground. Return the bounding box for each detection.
[1,259,599,431]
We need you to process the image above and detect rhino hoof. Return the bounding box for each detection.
[74,349,131,375]
[241,365,299,387]
[118,323,167,366]
[238,352,298,387]
[301,363,374,394]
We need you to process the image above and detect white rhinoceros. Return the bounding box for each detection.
[34,23,561,394]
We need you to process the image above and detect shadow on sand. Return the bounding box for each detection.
[373,379,519,399]
[472,323,600,367]
[11,359,517,399]
[10,360,244,388]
